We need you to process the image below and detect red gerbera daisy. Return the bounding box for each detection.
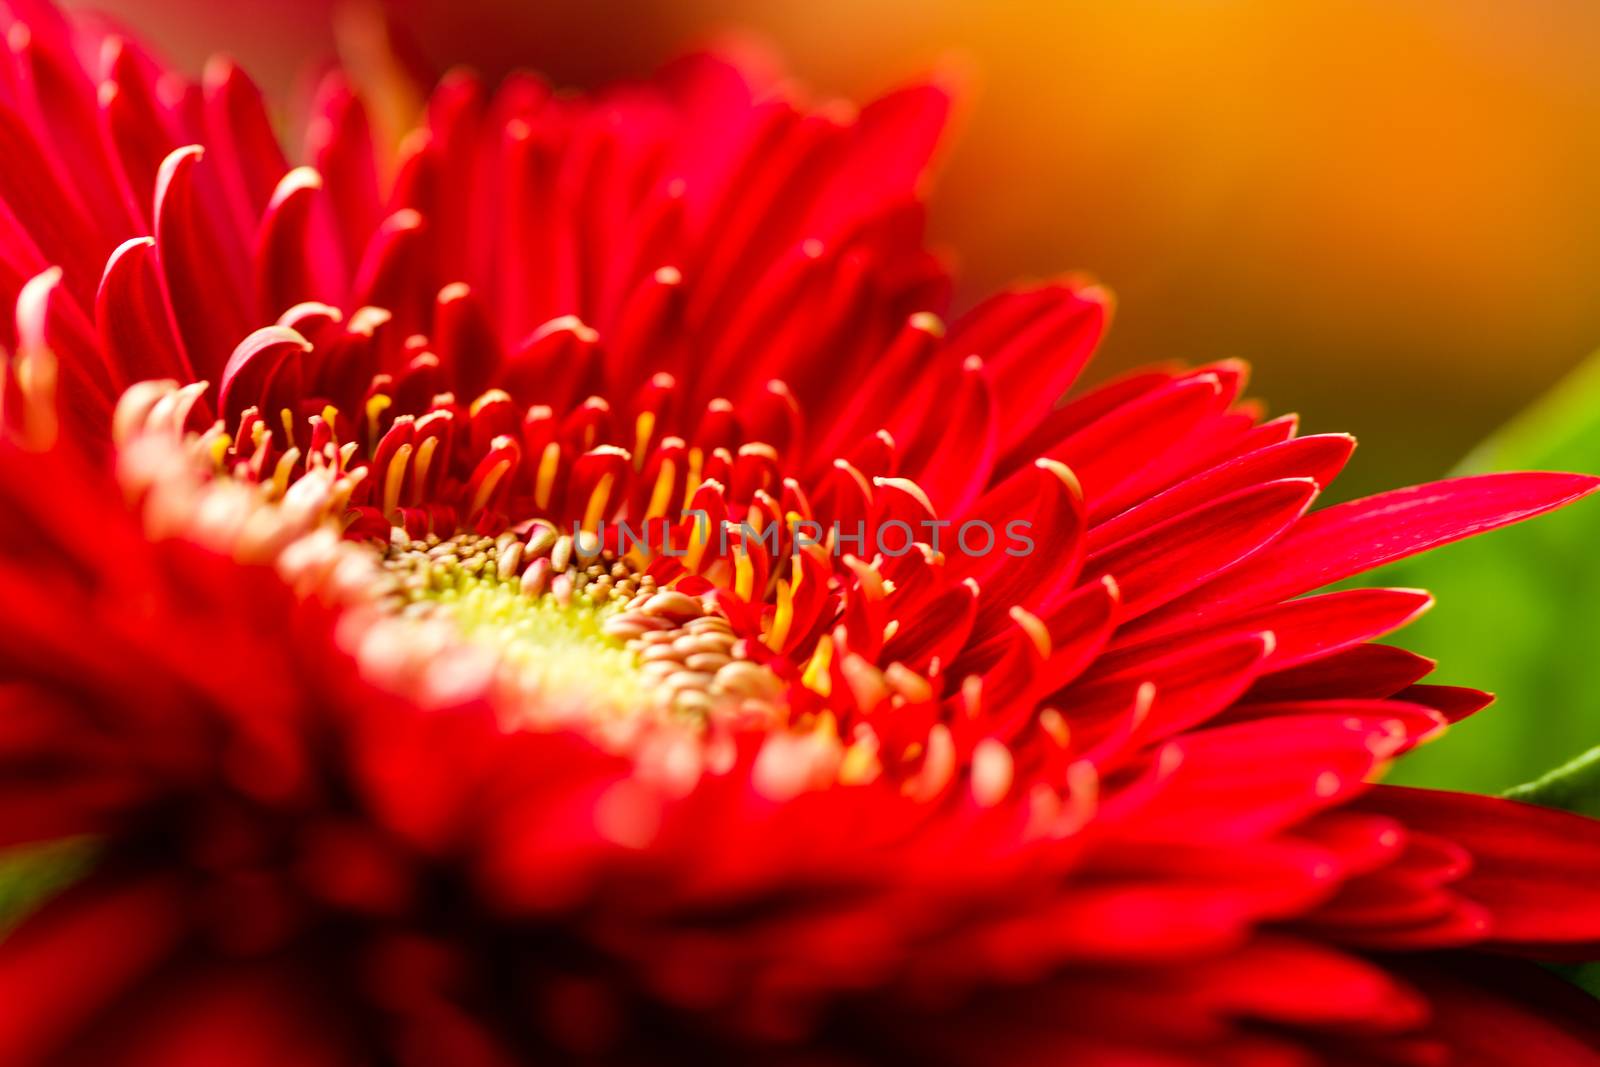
[1,3,1598,1064]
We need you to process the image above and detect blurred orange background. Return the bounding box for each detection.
[69,0,1600,499]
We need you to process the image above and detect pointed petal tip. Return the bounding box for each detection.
[1271,475,1323,511]
[1383,587,1438,623]
[384,207,424,232]
[1465,470,1600,514]
[438,64,481,91]
[271,166,324,202]
[527,314,599,345]
[97,33,125,72]
[19,264,64,297]
[1033,457,1083,499]
[1008,274,1115,313]
[347,306,391,335]
[233,324,313,357]
[201,52,239,89]
[1546,470,1600,499]
[160,144,206,172]
[16,267,65,338]
[277,301,344,329]
[1079,282,1115,316]
[110,236,156,257]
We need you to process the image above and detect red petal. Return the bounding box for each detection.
[305,71,381,278]
[10,21,136,242]
[202,56,290,234]
[255,166,337,318]
[216,325,311,430]
[153,144,253,380]
[1046,373,1228,508]
[1247,644,1436,702]
[1086,434,1355,553]
[1128,473,1600,641]
[432,281,504,399]
[0,100,107,304]
[1104,587,1434,673]
[97,39,184,233]
[1361,786,1600,955]
[350,207,431,337]
[1126,716,1390,842]
[1402,956,1600,1066]
[62,962,355,1067]
[1083,478,1317,619]
[900,355,998,516]
[0,875,184,1066]
[815,80,952,230]
[1186,936,1429,1033]
[957,459,1087,634]
[813,312,945,460]
[95,236,191,388]
[1390,684,1493,724]
[1064,632,1274,751]
[998,365,1180,475]
[968,284,1108,460]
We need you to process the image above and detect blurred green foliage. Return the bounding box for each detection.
[0,839,93,936]
[1371,352,1600,794]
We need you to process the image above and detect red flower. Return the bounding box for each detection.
[2,2,1599,1063]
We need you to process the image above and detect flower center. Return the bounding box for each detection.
[372,526,785,732]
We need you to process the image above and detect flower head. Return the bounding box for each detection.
[1,3,1599,1063]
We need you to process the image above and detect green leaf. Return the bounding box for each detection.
[0,839,93,938]
[1503,745,1600,818]
[1553,962,1600,999]
[1366,350,1600,794]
